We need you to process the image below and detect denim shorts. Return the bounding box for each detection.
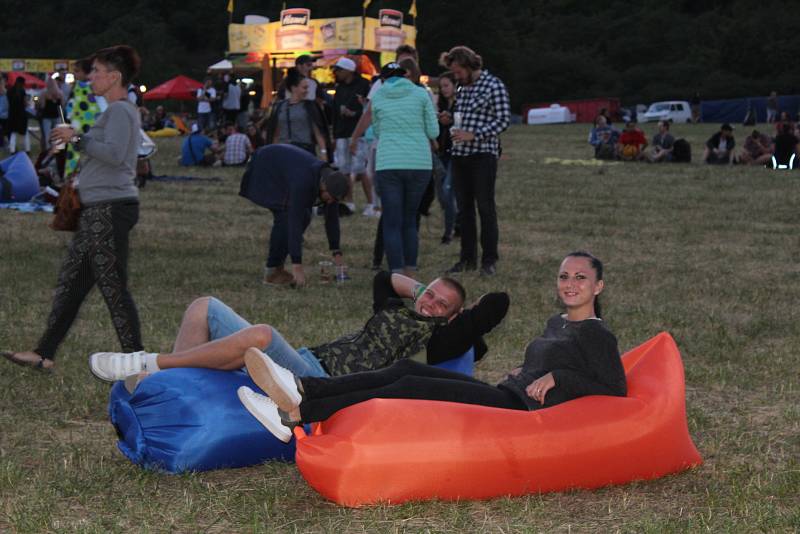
[206,297,328,377]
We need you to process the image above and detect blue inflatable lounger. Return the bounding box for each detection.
[108,348,475,473]
[0,153,39,203]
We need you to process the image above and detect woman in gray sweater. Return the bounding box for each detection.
[2,46,143,370]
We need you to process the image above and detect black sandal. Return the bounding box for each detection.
[1,351,53,372]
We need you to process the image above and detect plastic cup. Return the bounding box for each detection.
[450,112,465,145]
[335,264,349,283]
[53,123,70,151]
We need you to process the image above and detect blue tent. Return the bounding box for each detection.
[701,95,800,124]
[0,153,39,203]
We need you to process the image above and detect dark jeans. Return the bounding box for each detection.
[376,169,431,272]
[706,151,731,165]
[36,201,143,360]
[371,187,430,268]
[197,112,212,133]
[435,156,457,238]
[267,203,340,268]
[452,153,499,266]
[298,359,525,423]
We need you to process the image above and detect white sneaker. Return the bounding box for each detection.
[237,386,293,443]
[362,204,379,217]
[243,347,302,414]
[89,351,153,382]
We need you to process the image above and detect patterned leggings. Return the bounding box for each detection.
[36,201,143,360]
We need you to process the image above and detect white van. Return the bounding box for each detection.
[640,101,692,123]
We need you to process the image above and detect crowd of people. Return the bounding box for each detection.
[0,44,628,445]
[588,115,800,167]
[172,44,511,284]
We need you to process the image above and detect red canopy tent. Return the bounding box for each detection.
[143,75,203,101]
[7,72,46,89]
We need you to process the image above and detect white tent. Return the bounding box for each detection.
[208,59,233,72]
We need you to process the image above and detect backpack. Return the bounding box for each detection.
[595,143,616,160]
[672,138,691,162]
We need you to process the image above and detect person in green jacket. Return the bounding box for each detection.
[370,60,439,275]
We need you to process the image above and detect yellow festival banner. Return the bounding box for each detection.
[0,58,72,73]
[228,9,415,54]
[363,10,416,53]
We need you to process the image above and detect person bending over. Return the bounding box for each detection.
[238,252,626,442]
[89,271,509,385]
[239,144,350,287]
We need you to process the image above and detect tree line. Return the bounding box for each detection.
[2,0,799,110]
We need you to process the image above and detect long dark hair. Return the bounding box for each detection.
[565,250,605,318]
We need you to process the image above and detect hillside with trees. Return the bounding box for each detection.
[2,0,799,109]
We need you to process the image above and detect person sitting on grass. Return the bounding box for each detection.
[222,123,253,166]
[644,120,675,163]
[704,123,736,165]
[236,252,627,443]
[738,129,773,166]
[88,271,510,388]
[179,123,221,167]
[588,116,619,160]
[616,121,648,161]
[771,122,800,169]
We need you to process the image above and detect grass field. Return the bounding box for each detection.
[1,122,798,533]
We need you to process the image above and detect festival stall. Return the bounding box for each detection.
[1,58,73,91]
[222,7,416,107]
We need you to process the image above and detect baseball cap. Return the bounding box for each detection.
[333,57,357,72]
[380,62,406,79]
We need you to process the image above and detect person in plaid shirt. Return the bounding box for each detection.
[223,123,253,166]
[440,46,510,276]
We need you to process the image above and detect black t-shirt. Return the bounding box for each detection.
[42,97,61,119]
[499,314,626,410]
[332,76,370,138]
[773,133,798,163]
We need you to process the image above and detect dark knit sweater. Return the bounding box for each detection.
[498,314,626,410]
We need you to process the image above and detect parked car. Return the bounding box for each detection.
[640,101,692,123]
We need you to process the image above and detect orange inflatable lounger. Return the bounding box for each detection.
[293,332,702,506]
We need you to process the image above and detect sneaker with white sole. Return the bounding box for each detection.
[89,351,155,382]
[237,386,293,442]
[243,347,302,414]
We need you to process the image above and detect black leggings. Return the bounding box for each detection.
[298,359,526,423]
[35,201,143,360]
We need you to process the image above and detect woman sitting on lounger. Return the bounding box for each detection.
[239,251,628,442]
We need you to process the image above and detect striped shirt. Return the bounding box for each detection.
[452,70,510,157]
